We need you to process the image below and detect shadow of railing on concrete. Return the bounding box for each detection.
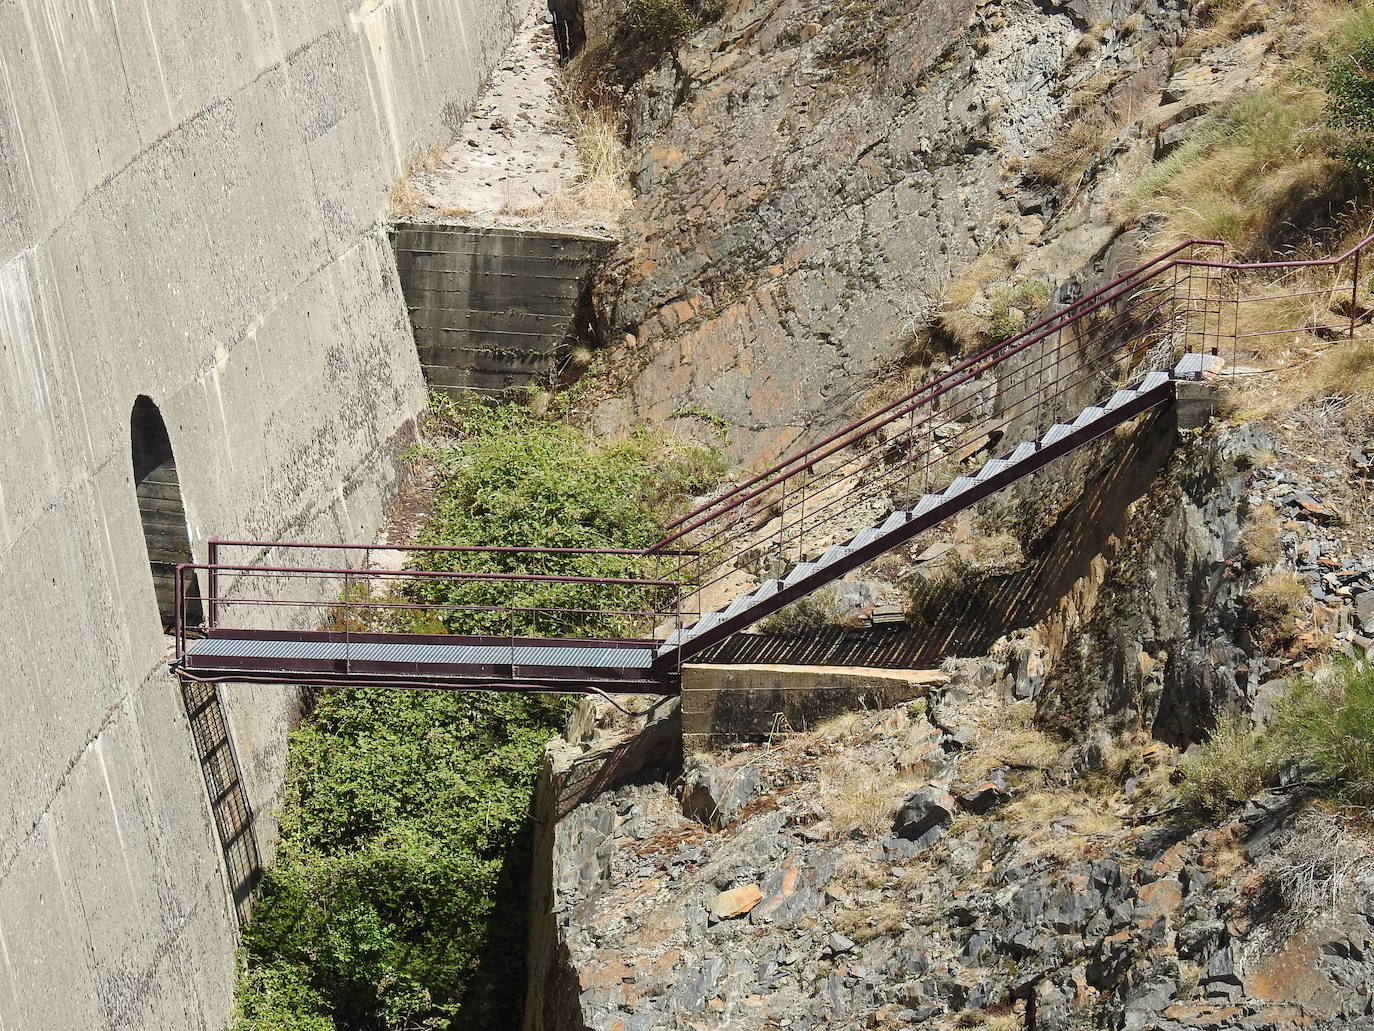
[181,679,261,925]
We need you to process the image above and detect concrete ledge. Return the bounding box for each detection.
[682,663,948,753]
[1174,380,1218,433]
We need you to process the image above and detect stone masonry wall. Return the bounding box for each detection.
[0,2,515,1027]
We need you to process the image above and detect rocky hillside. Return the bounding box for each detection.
[543,685,1374,1031]
[514,1,1374,1028]
[525,408,1374,1030]
[565,0,1212,461]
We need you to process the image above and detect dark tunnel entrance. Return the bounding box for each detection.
[130,396,201,632]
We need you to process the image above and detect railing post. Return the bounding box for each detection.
[174,564,184,659]
[342,568,351,676]
[1351,250,1362,343]
[208,539,219,630]
[796,465,807,564]
[902,402,917,508]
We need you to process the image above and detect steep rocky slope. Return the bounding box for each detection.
[529,422,1374,1030]
[569,0,1205,461]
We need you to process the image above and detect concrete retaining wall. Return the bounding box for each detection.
[391,222,613,398]
[0,1,516,1027]
[682,664,949,752]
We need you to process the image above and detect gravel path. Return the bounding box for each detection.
[396,0,620,237]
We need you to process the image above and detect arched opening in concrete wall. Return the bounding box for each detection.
[130,396,201,632]
[130,395,261,920]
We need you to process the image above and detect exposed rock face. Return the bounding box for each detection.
[576,0,1195,462]
[1030,426,1257,747]
[536,695,1374,1031]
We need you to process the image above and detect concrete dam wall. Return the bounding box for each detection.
[0,1,516,1027]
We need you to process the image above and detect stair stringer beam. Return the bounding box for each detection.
[653,378,1179,671]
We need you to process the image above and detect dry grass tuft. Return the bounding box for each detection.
[566,104,632,213]
[1253,807,1374,940]
[1177,712,1276,817]
[818,752,923,839]
[1247,570,1310,644]
[1237,501,1284,565]
[389,143,446,216]
[1025,117,1115,189]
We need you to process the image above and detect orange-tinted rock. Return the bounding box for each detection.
[709,883,763,921]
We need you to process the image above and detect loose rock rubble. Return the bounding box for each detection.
[546,683,1374,1030]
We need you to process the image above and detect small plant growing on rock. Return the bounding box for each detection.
[760,588,839,635]
[1177,712,1282,818]
[1236,501,1284,565]
[1319,5,1374,175]
[624,0,722,42]
[985,280,1050,340]
[1272,658,1374,804]
[1246,570,1310,645]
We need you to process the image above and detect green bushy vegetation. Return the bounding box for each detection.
[235,691,567,1031]
[1319,5,1374,175]
[234,395,725,1030]
[624,0,724,43]
[1123,3,1374,252]
[1178,657,1374,820]
[409,394,725,638]
[760,587,839,634]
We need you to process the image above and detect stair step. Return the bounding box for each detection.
[851,527,882,549]
[694,611,726,633]
[1104,389,1136,411]
[661,628,688,649]
[1007,441,1037,463]
[943,476,977,499]
[1139,370,1169,392]
[1043,423,1074,445]
[913,493,942,518]
[783,561,819,586]
[818,544,852,567]
[721,594,754,620]
[880,512,908,534]
[1174,352,1220,378]
[975,458,1009,481]
[1071,406,1107,429]
[750,580,781,607]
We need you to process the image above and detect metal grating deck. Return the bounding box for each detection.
[187,636,656,668]
[179,629,672,693]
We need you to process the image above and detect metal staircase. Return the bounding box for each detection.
[652,355,1218,669]
[171,230,1374,696]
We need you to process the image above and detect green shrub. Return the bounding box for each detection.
[760,588,838,634]
[235,395,726,1029]
[1177,659,1374,820]
[986,280,1051,339]
[1177,712,1283,818]
[1320,6,1374,175]
[237,690,568,1029]
[1273,658,1374,804]
[625,0,722,42]
[409,395,725,638]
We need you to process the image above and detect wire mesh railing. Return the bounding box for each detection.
[173,231,1374,675]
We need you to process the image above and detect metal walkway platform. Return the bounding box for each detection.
[180,629,670,694]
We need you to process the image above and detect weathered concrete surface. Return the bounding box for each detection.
[682,663,949,752]
[0,1,517,1027]
[391,222,614,398]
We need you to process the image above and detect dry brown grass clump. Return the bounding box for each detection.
[818,751,924,839]
[1177,712,1277,816]
[962,701,1070,780]
[1247,570,1310,644]
[388,143,446,215]
[1237,501,1284,565]
[566,104,632,213]
[1026,117,1115,189]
